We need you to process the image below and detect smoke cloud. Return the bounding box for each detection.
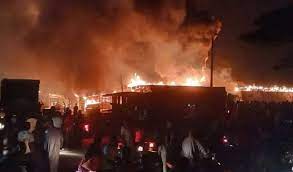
[0,0,224,94]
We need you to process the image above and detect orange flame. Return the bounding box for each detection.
[235,85,293,93]
[84,98,100,108]
[128,73,206,88]
[128,73,148,87]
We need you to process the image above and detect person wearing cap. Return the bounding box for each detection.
[44,118,63,172]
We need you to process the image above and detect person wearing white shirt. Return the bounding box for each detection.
[181,130,208,172]
[158,140,167,172]
[45,119,63,172]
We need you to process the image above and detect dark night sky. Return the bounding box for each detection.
[0,0,293,92]
[204,0,293,85]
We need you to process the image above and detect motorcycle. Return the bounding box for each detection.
[200,134,241,172]
[133,141,161,172]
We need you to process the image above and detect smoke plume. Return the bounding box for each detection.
[0,0,224,94]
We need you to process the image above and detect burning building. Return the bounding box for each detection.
[235,85,293,102]
[73,93,112,113]
[39,93,69,110]
[105,85,227,129]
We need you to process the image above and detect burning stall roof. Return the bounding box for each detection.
[235,85,293,102]
[105,85,227,123]
[129,85,226,93]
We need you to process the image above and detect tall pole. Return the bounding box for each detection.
[120,74,124,92]
[210,35,214,87]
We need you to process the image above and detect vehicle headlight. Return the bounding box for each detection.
[149,142,155,148]
[137,146,143,152]
[3,138,8,146]
[0,122,5,130]
[3,150,9,156]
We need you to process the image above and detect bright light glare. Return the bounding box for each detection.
[223,136,228,143]
[235,85,293,93]
[60,149,83,157]
[84,124,89,132]
[128,73,147,88]
[0,123,4,130]
[149,142,154,148]
[3,150,8,156]
[184,77,201,86]
[137,146,143,152]
[128,73,206,88]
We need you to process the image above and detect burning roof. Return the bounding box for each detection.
[105,85,226,96]
[235,84,293,102]
[235,85,293,93]
[127,73,206,88]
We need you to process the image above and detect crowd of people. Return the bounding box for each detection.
[225,101,293,172]
[76,118,211,172]
[1,105,83,172]
[2,100,293,172]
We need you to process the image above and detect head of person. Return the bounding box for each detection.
[52,116,62,128]
[47,119,54,129]
[166,120,172,129]
[188,129,194,138]
[11,116,17,125]
[23,122,31,131]
[122,120,127,127]
[50,106,56,113]
[26,117,38,133]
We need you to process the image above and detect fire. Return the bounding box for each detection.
[77,93,112,110]
[48,93,64,99]
[73,93,102,110]
[184,77,202,86]
[235,85,293,93]
[84,98,100,108]
[127,73,206,88]
[128,73,147,88]
[73,93,79,98]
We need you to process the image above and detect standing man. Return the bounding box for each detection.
[121,121,132,147]
[181,130,208,172]
[45,117,63,172]
[158,137,168,172]
[120,121,133,161]
[63,108,73,148]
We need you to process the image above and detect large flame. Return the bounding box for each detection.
[128,73,148,88]
[84,97,100,108]
[127,73,206,88]
[235,85,293,93]
[78,93,113,110]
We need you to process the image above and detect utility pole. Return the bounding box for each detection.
[210,35,214,87]
[120,74,124,92]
